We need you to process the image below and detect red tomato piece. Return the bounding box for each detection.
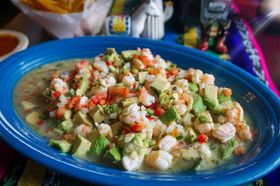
[154,107,164,116]
[197,133,208,143]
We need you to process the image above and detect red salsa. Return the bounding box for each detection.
[0,34,19,57]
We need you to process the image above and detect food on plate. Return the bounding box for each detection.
[14,48,254,172]
[20,0,84,14]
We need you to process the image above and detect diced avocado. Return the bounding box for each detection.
[63,110,72,120]
[192,95,206,114]
[57,120,74,132]
[53,128,64,136]
[150,76,170,93]
[188,83,199,93]
[138,71,148,84]
[185,127,197,144]
[49,139,72,153]
[218,90,231,103]
[104,104,117,115]
[122,97,138,107]
[21,101,36,111]
[160,107,180,125]
[76,78,89,96]
[72,135,91,157]
[121,50,137,60]
[198,114,210,123]
[106,147,121,162]
[111,121,124,136]
[89,105,106,124]
[73,111,93,126]
[159,92,177,109]
[25,111,40,125]
[219,139,238,160]
[86,129,99,143]
[203,84,219,112]
[89,134,110,157]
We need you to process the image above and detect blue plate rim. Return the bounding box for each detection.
[0,36,279,186]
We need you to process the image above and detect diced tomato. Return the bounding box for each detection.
[197,133,208,143]
[36,119,44,126]
[147,102,158,109]
[140,55,154,67]
[154,107,164,116]
[55,107,65,119]
[234,145,245,156]
[90,96,99,104]
[105,61,112,66]
[146,116,154,121]
[65,96,80,109]
[130,123,145,133]
[124,127,131,134]
[52,91,60,99]
[108,86,129,102]
[167,68,179,77]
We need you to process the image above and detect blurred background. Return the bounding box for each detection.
[0,0,279,90]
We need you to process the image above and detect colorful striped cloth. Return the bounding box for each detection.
[1,1,279,186]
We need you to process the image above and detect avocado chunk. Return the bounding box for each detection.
[57,120,74,132]
[160,107,180,125]
[150,76,170,93]
[25,111,40,125]
[49,139,72,153]
[121,50,137,60]
[104,104,117,115]
[122,97,138,107]
[72,135,91,157]
[197,113,211,123]
[21,101,36,111]
[76,77,89,96]
[159,92,178,109]
[138,71,148,84]
[89,134,110,157]
[185,127,197,144]
[73,111,93,126]
[203,84,219,112]
[89,105,106,124]
[219,139,238,160]
[192,95,206,114]
[86,129,99,143]
[173,148,201,170]
[188,83,199,93]
[106,147,122,162]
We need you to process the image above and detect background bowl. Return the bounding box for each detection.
[0,36,279,186]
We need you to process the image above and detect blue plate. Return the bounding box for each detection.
[0,36,279,186]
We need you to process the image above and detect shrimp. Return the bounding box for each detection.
[138,87,156,106]
[145,150,173,170]
[93,58,109,73]
[122,154,144,171]
[226,102,244,122]
[73,124,92,137]
[120,103,148,125]
[98,123,112,138]
[158,135,177,152]
[235,122,252,141]
[150,119,167,138]
[194,112,214,134]
[212,122,236,143]
[52,78,69,94]
[174,79,189,92]
[122,73,135,86]
[174,104,187,116]
[201,73,215,85]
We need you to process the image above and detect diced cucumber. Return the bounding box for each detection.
[150,76,170,93]
[89,134,110,157]
[49,139,72,153]
[122,97,138,107]
[138,71,148,84]
[188,83,199,93]
[72,135,91,157]
[106,147,121,162]
[160,107,180,125]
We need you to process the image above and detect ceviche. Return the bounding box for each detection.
[14,48,253,172]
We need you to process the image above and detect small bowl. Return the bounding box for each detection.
[0,29,29,62]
